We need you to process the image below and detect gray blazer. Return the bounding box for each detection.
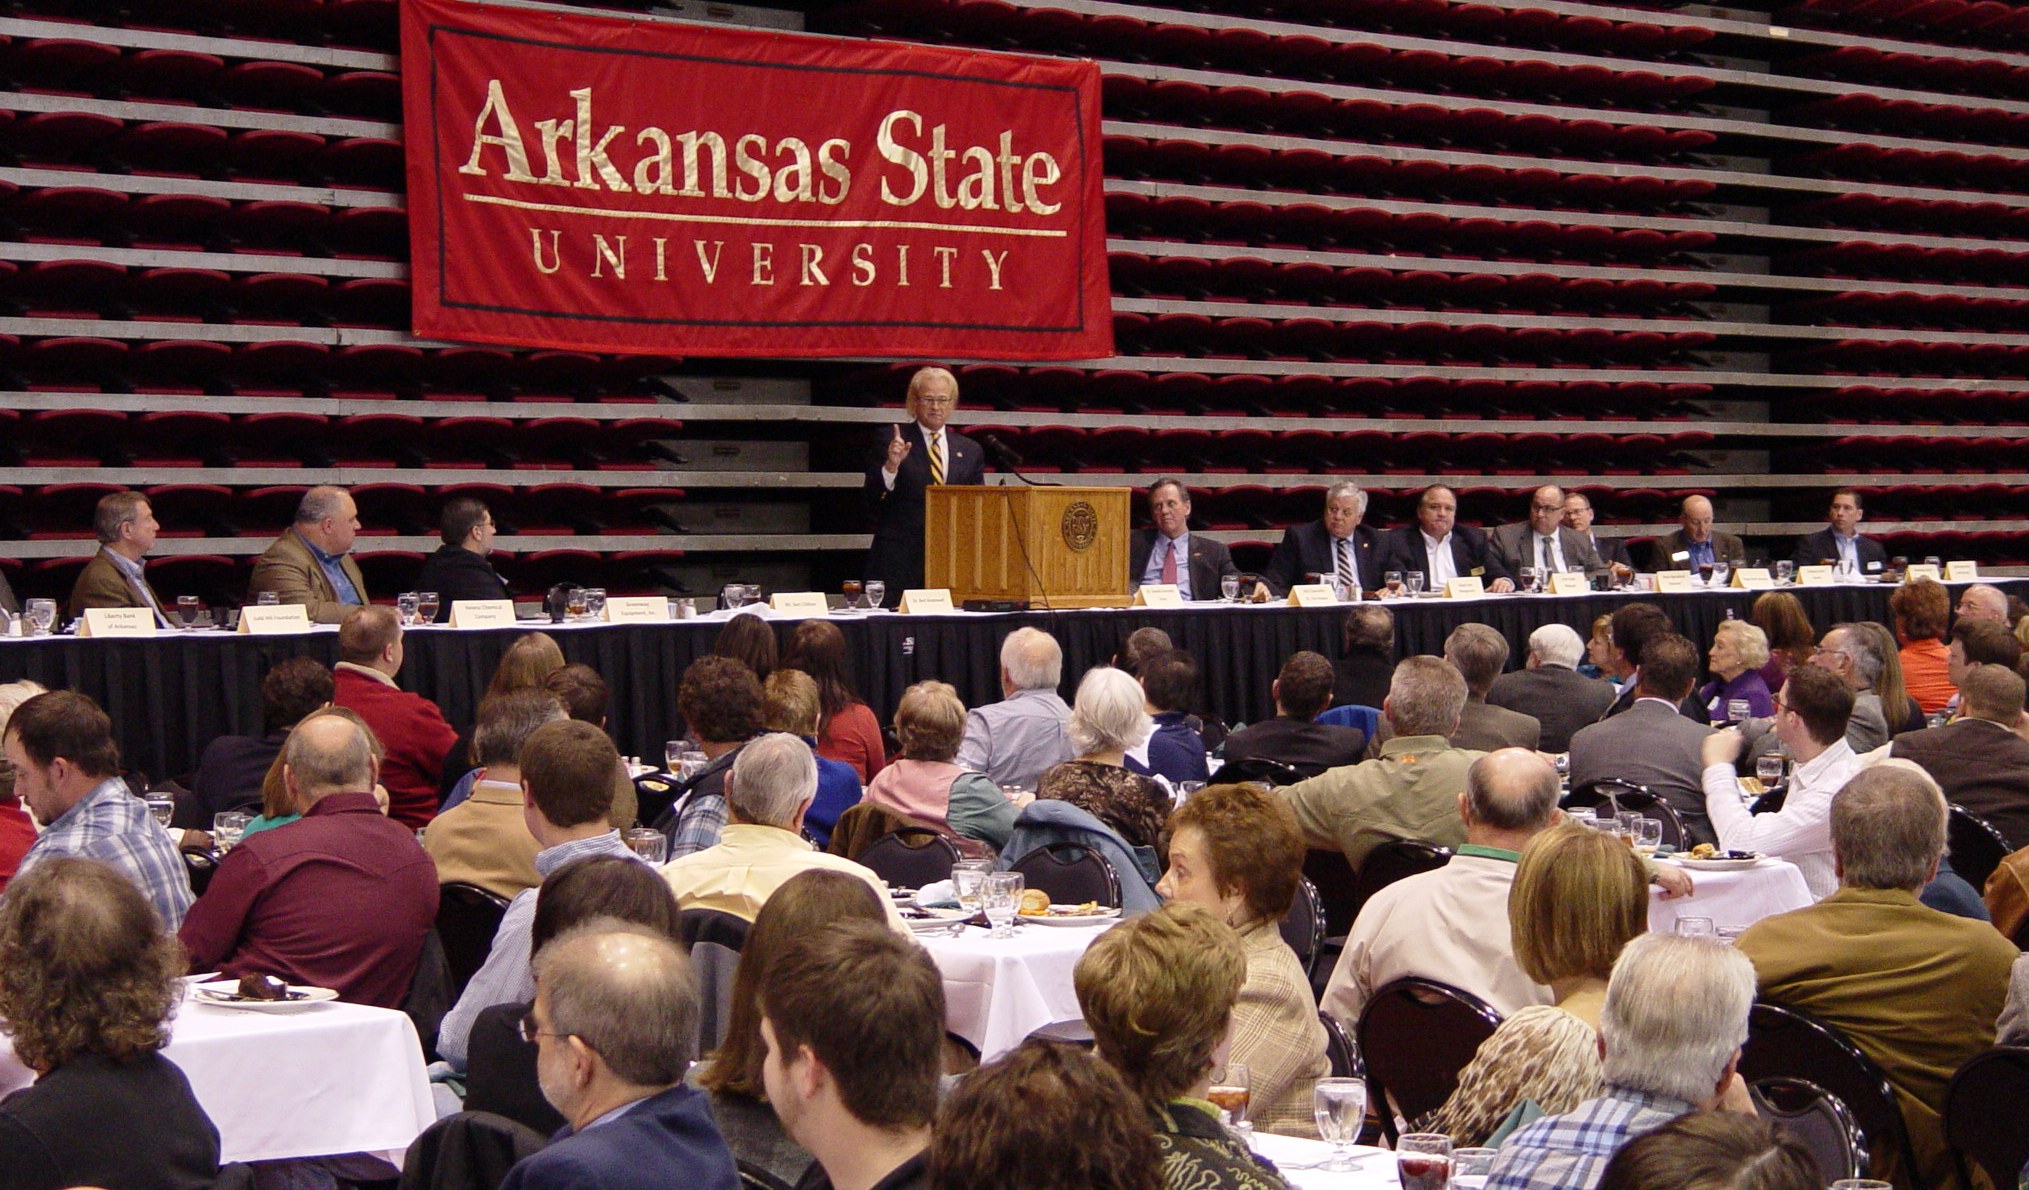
[1487,523,1608,578]
[1487,665,1618,754]
[1567,698,1717,846]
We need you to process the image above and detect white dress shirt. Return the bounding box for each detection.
[1422,531,1458,587]
[880,422,944,490]
[1534,532,1568,573]
[1702,738,1862,899]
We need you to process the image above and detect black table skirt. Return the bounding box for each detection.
[4,581,2017,781]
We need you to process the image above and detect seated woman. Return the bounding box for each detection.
[1038,667,1172,852]
[0,856,220,1189]
[863,681,1018,852]
[1750,591,1815,692]
[712,611,777,682]
[781,618,888,783]
[1156,784,1328,1137]
[929,1038,1160,1190]
[1075,903,1295,1190]
[1415,820,1649,1146]
[1699,620,1774,723]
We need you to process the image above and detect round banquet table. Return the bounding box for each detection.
[917,917,1114,1061]
[1647,856,1815,934]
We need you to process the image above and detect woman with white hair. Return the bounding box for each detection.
[1035,668,1173,850]
[1699,620,1774,723]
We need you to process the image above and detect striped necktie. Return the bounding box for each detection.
[1336,538,1354,589]
[929,430,944,485]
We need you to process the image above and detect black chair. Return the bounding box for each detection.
[1350,839,1452,924]
[1279,876,1326,980]
[1319,1010,1359,1079]
[1947,804,2011,892]
[1009,843,1123,908]
[181,845,220,897]
[1945,1045,2029,1190]
[436,882,511,1000]
[397,1110,549,1190]
[680,907,751,1053]
[464,1001,567,1136]
[856,827,964,889]
[1356,977,1502,1144]
[1563,780,1689,849]
[678,907,753,953]
[1738,1001,1923,1189]
[404,929,453,1065]
[1208,757,1307,787]
[210,1163,258,1190]
[1751,1076,1867,1185]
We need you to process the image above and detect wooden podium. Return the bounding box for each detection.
[924,484,1132,609]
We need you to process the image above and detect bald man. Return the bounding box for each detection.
[1490,485,1608,581]
[1956,583,2010,626]
[1650,496,1745,573]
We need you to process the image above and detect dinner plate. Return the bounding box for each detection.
[1672,854,1765,871]
[191,980,340,1011]
[1019,905,1122,927]
[899,907,970,932]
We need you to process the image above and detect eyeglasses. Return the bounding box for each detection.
[518,1011,572,1046]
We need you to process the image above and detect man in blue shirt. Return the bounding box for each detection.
[247,485,368,624]
[1129,478,1236,602]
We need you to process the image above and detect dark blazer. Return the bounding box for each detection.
[1487,664,1618,753]
[1603,681,1710,725]
[1649,529,1746,571]
[499,1082,739,1190]
[1261,521,1385,595]
[1221,716,1367,778]
[188,731,286,822]
[0,1052,219,1190]
[864,422,985,600]
[415,544,511,617]
[1568,698,1717,847]
[1892,718,2029,850]
[1791,528,1889,575]
[1586,533,1633,569]
[67,548,166,621]
[1333,652,1394,710]
[1487,523,1607,578]
[1378,525,1512,587]
[1129,531,1237,601]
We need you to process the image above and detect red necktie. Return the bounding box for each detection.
[1161,541,1179,585]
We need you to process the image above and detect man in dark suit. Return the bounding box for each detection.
[1222,651,1367,778]
[1791,489,1888,579]
[1129,478,1236,601]
[1892,664,2029,850]
[864,366,985,603]
[1567,633,1718,846]
[1600,602,1710,724]
[1650,494,1745,573]
[1379,484,1514,592]
[414,496,510,617]
[1561,490,1632,569]
[1488,623,1618,753]
[1488,485,1608,584]
[1261,482,1384,596]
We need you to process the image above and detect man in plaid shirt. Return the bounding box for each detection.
[1486,934,1759,1190]
[5,690,192,928]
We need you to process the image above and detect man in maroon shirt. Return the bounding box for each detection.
[330,605,459,829]
[179,712,439,1009]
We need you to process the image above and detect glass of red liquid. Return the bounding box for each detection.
[1398,1132,1454,1190]
[1206,1061,1250,1127]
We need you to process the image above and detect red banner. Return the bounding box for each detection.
[400,0,1112,360]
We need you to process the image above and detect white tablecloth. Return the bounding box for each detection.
[0,983,436,1164]
[1647,857,1814,934]
[1253,1134,1402,1189]
[918,921,1114,1060]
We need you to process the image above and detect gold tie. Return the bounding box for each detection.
[929,431,944,485]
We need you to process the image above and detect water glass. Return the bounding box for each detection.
[397,592,420,625]
[865,580,885,608]
[1755,754,1786,787]
[1635,818,1663,856]
[1726,698,1752,725]
[677,751,709,783]
[213,810,251,854]
[24,598,55,635]
[1923,555,1942,570]
[1712,561,1732,588]
[720,583,745,610]
[1383,570,1403,596]
[1405,571,1425,596]
[418,592,441,623]
[1220,574,1240,602]
[1775,559,1796,584]
[624,827,669,864]
[145,793,176,830]
[1453,1147,1498,1190]
[952,859,993,913]
[1397,1132,1454,1190]
[256,591,280,606]
[665,739,689,772]
[176,595,202,629]
[1676,916,1716,938]
[1313,1078,1368,1172]
[566,587,590,619]
[982,871,1023,938]
[1208,1060,1251,1127]
[1564,807,1596,830]
[583,588,607,620]
[1517,565,1538,594]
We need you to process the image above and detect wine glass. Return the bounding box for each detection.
[1405,571,1425,596]
[583,588,606,620]
[842,579,864,610]
[864,580,885,609]
[665,739,691,773]
[397,592,419,626]
[1454,1147,1499,1190]
[24,599,55,635]
[145,793,175,830]
[677,751,709,783]
[1517,565,1538,594]
[176,595,202,629]
[566,587,590,619]
[1635,818,1663,857]
[1384,570,1403,597]
[1208,1061,1251,1127]
[1697,561,1715,587]
[1220,574,1240,602]
[982,871,1023,938]
[1756,753,1786,788]
[623,827,668,864]
[720,583,744,611]
[1313,1078,1367,1172]
[212,810,250,854]
[1397,1133,1454,1190]
[1775,559,1795,584]
[1711,561,1732,588]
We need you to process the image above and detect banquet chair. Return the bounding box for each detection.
[436,883,511,1000]
[1319,1010,1358,1080]
[405,931,453,1066]
[739,1164,796,1190]
[1350,839,1453,924]
[1008,843,1123,909]
[1945,1046,2029,1190]
[1208,757,1306,787]
[1278,877,1326,980]
[181,845,220,897]
[1356,977,1502,1144]
[679,908,750,1054]
[1562,781,1689,850]
[397,1110,548,1190]
[464,1002,566,1137]
[1316,704,1380,742]
[855,827,964,890]
[1750,1076,1867,1185]
[1739,1001,1921,1189]
[1946,804,2011,892]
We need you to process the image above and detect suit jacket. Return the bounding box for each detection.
[1454,698,1541,752]
[1892,718,2029,850]
[1261,520,1385,595]
[1791,528,1889,574]
[863,422,984,597]
[1567,698,1717,846]
[1487,523,1607,578]
[1220,716,1367,779]
[1586,533,1633,569]
[1378,525,1512,587]
[1129,530,1237,601]
[414,544,510,616]
[248,529,368,624]
[66,548,167,621]
[499,1082,739,1190]
[1487,665,1617,753]
[1603,682,1710,726]
[1648,529,1746,571]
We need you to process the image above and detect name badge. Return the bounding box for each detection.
[448,600,517,628]
[237,604,312,635]
[1654,571,1695,593]
[900,588,955,614]
[1946,560,1980,581]
[769,592,830,616]
[1732,567,1773,590]
[1285,584,1336,608]
[1903,564,1942,584]
[1671,550,1690,563]
[1547,572,1588,596]
[1444,576,1485,599]
[1135,584,1186,608]
[1797,565,1834,587]
[602,596,668,624]
[1865,560,1883,573]
[1468,566,1485,577]
[78,607,156,638]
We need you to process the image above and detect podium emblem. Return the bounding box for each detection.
[1061,501,1099,551]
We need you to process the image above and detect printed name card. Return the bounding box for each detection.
[1443,576,1485,599]
[78,608,156,638]
[1654,570,1695,593]
[769,592,830,616]
[1947,560,1980,581]
[1903,564,1942,584]
[1796,565,1834,587]
[448,600,517,629]
[900,589,955,614]
[1547,572,1589,596]
[1285,583,1336,608]
[237,604,312,635]
[1731,567,1774,590]
[1134,584,1185,608]
[601,596,668,624]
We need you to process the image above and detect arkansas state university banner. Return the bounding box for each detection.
[400,0,1113,360]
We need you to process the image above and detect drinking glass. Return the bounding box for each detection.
[1726,698,1752,725]
[566,587,590,619]
[1775,559,1795,584]
[1384,570,1403,597]
[1208,1061,1251,1127]
[145,793,175,829]
[583,588,606,620]
[1755,754,1786,787]
[1313,1078,1368,1172]
[720,583,744,610]
[665,739,689,772]
[213,810,251,854]
[24,599,55,635]
[982,871,1023,938]
[1616,810,1644,837]
[176,595,202,629]
[256,591,279,606]
[397,592,420,626]
[1564,807,1597,830]
[1635,818,1663,857]
[418,591,441,623]
[1405,571,1425,596]
[677,751,709,783]
[1923,555,1942,570]
[1397,1133,1454,1190]
[1220,574,1240,602]
[1517,565,1538,594]
[865,581,885,608]
[623,827,669,864]
[1453,1147,1498,1190]
[842,579,864,609]
[952,859,993,914]
[1711,561,1731,588]
[742,583,764,608]
[1697,561,1715,587]
[1676,916,1716,938]
[1174,780,1206,803]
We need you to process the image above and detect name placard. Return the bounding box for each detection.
[237,605,312,635]
[1443,576,1485,599]
[1547,572,1588,596]
[1285,583,1336,608]
[900,588,956,614]
[1903,564,1942,584]
[601,596,668,624]
[449,599,518,629]
[1797,565,1834,587]
[769,592,830,616]
[1653,570,1695,593]
[1732,567,1774,591]
[1947,560,1980,581]
[78,607,157,638]
[1134,583,1185,608]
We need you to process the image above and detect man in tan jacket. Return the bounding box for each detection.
[67,490,168,624]
[248,485,368,623]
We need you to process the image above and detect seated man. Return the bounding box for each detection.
[1700,664,1860,899]
[1126,648,1210,786]
[330,605,460,829]
[1737,764,2018,1188]
[1322,749,1560,1027]
[1892,663,2029,849]
[1804,623,1893,753]
[761,670,863,851]
[1568,634,1717,847]
[660,656,765,858]
[1260,481,1385,597]
[1648,495,1744,573]
[1444,623,1542,752]
[1277,657,1483,869]
[1598,604,1706,723]
[1379,484,1514,593]
[425,689,566,899]
[1334,604,1396,710]
[661,732,905,929]
[1129,478,1237,601]
[1220,650,1367,778]
[1561,491,1630,569]
[66,489,170,624]
[1487,624,1616,754]
[953,627,1072,791]
[501,922,739,1190]
[1791,489,1886,578]
[760,920,944,1190]
[1487,934,1758,1190]
[247,484,367,624]
[179,712,438,1008]
[1489,485,1607,582]
[189,657,333,826]
[1955,582,2010,625]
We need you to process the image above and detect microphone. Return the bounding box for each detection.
[982,434,1024,468]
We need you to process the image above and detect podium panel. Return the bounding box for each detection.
[925,485,1131,608]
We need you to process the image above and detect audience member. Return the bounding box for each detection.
[1490,486,1607,580]
[66,490,169,624]
[954,627,1072,790]
[485,632,567,701]
[1580,615,1615,681]
[1892,663,2029,848]
[0,680,46,894]
[179,712,437,1008]
[248,484,367,623]
[1278,656,1480,868]
[240,704,383,840]
[1790,489,1885,578]
[1322,748,1561,1026]
[1128,648,1211,785]
[928,1038,1162,1190]
[6,690,191,928]
[1949,617,2022,697]
[1487,625,1614,754]
[438,719,640,1073]
[1380,483,1514,593]
[1560,491,1631,569]
[782,619,888,782]
[761,669,862,850]
[1037,667,1172,852]
[1111,626,1174,679]
[425,690,565,899]
[1892,577,1956,714]
[1737,764,2016,1188]
[1598,604,1704,722]
[188,657,332,825]
[1986,842,2029,944]
[1702,665,1858,898]
[1568,635,1717,846]
[1801,623,1892,752]
[1443,623,1542,751]
[1869,759,1992,922]
[712,611,777,682]
[1156,784,1329,1136]
[330,606,459,829]
[662,656,766,858]
[1749,592,1815,691]
[1849,620,1922,736]
[1648,495,1743,573]
[1697,620,1774,722]
[866,681,1020,852]
[538,662,638,831]
[0,857,219,1190]
[1219,651,1366,777]
[1261,482,1383,597]
[760,920,945,1190]
[414,496,510,614]
[1074,903,1297,1190]
[1485,935,1758,1190]
[1955,581,2010,625]
[1131,478,1237,601]
[693,869,889,1186]
[2000,952,2029,1044]
[1597,1112,1819,1190]
[499,922,738,1190]
[1333,604,1395,709]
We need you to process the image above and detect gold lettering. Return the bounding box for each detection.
[933,245,957,288]
[592,234,626,278]
[799,243,829,286]
[877,110,927,207]
[929,123,958,210]
[532,118,574,186]
[772,138,814,203]
[1022,152,1062,216]
[570,87,630,191]
[694,240,724,284]
[752,241,774,285]
[529,227,562,274]
[653,237,668,281]
[851,243,875,286]
[733,134,771,202]
[896,243,910,287]
[676,131,730,198]
[981,248,1008,290]
[633,128,675,195]
[817,138,852,205]
[956,145,995,211]
[996,132,1023,214]
[459,80,537,182]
